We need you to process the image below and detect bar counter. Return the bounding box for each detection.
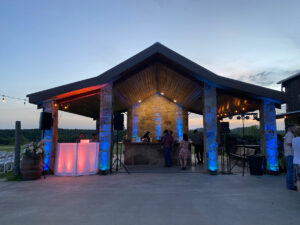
[124,142,179,166]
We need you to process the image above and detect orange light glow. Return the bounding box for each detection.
[54,85,103,101]
[284,115,287,119]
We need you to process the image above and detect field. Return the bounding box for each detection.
[0,144,125,154]
[0,145,15,152]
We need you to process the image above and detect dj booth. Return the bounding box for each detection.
[55,141,99,176]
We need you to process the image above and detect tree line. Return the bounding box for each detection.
[0,126,284,146]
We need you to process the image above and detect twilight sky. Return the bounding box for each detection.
[1,0,300,130]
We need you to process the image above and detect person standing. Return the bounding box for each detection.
[292,126,300,193]
[76,132,85,143]
[284,125,296,190]
[162,130,173,167]
[179,133,190,170]
[191,129,204,164]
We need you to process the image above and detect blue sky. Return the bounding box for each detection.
[1,0,299,129]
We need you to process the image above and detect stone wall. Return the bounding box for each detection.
[127,94,188,141]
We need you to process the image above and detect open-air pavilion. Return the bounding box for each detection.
[27,42,286,175]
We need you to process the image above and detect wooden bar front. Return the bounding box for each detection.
[124,142,179,166]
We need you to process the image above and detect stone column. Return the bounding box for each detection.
[42,101,58,172]
[203,84,218,174]
[99,83,113,172]
[259,100,279,173]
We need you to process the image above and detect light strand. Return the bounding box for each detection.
[1,94,27,105]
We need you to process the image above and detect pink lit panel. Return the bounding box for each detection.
[55,143,77,176]
[77,143,98,175]
[55,143,99,176]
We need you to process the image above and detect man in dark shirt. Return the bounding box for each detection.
[162,130,174,167]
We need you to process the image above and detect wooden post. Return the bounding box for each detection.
[50,103,58,172]
[14,121,21,176]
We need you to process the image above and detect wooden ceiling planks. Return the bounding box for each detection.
[59,94,100,119]
[114,64,157,106]
[113,62,204,112]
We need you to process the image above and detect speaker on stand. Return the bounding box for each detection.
[112,113,129,174]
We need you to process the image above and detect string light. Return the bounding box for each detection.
[1,94,27,105]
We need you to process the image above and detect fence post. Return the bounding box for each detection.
[14,121,21,176]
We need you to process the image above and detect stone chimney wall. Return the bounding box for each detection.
[127,94,188,141]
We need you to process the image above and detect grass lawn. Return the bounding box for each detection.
[0,145,15,152]
[0,171,22,181]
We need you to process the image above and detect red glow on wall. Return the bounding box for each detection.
[54,85,103,101]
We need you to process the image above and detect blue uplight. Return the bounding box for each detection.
[176,107,183,141]
[42,129,52,171]
[204,84,218,172]
[132,104,139,139]
[99,129,111,171]
[155,113,162,140]
[263,100,279,172]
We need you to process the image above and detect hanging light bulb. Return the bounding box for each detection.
[2,96,5,103]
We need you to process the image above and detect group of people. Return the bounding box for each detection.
[284,125,300,192]
[161,129,204,170]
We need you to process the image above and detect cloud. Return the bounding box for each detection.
[236,69,300,88]
[247,71,274,86]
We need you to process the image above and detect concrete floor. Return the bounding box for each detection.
[0,172,299,225]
